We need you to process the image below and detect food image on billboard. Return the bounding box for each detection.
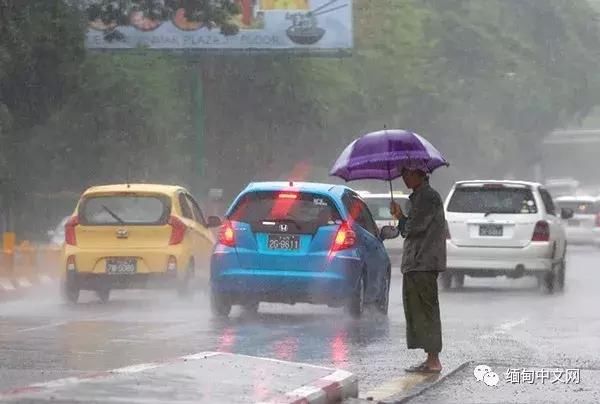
[85,0,353,51]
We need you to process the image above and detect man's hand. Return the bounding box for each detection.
[390,201,404,219]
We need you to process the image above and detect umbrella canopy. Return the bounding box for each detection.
[330,129,449,182]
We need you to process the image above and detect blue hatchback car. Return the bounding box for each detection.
[210,182,397,318]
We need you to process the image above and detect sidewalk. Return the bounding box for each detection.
[0,352,358,404]
[399,362,600,404]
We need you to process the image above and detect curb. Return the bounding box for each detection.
[0,351,358,404]
[392,361,472,403]
[262,368,358,404]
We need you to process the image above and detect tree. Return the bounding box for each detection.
[0,0,85,231]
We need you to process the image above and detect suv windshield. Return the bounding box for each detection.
[80,195,169,225]
[448,187,538,214]
[364,198,410,220]
[229,191,342,226]
[555,201,599,215]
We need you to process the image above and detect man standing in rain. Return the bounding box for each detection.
[390,168,446,373]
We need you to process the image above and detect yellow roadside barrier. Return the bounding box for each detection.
[0,237,62,293]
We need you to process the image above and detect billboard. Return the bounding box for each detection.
[85,0,353,51]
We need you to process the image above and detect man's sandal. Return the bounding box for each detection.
[404,363,442,374]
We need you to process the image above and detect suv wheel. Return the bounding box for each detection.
[543,270,555,294]
[440,272,452,290]
[454,272,465,288]
[557,260,566,292]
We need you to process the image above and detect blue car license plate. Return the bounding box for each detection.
[268,234,300,251]
[106,258,137,275]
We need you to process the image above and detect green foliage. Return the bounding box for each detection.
[0,0,85,130]
[3,0,600,236]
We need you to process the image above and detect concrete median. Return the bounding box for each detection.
[0,351,359,403]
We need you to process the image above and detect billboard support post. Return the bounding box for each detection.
[191,62,205,196]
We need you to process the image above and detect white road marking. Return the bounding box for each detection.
[0,278,15,290]
[17,321,69,333]
[219,352,331,370]
[111,363,160,374]
[479,317,528,339]
[16,315,110,333]
[3,351,247,397]
[31,377,83,389]
[17,278,33,288]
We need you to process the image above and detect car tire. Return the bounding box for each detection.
[543,270,555,294]
[63,275,80,304]
[440,272,452,290]
[210,290,232,318]
[376,269,391,315]
[557,260,566,292]
[177,261,195,299]
[454,272,465,288]
[347,272,366,319]
[243,301,260,315]
[96,288,110,304]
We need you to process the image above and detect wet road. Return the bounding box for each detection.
[1,246,599,401]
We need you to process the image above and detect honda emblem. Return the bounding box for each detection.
[279,224,288,232]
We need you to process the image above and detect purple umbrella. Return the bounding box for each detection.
[330,129,449,199]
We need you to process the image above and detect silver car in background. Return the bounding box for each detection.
[360,191,410,258]
[554,196,600,246]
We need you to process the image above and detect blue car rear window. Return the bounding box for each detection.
[228,191,342,226]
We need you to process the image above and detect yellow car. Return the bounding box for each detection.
[61,184,222,303]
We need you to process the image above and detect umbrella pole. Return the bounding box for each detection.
[388,179,398,227]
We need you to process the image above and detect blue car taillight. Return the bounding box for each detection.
[331,222,356,251]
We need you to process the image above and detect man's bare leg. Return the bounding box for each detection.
[425,352,442,371]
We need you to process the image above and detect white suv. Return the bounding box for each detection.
[361,192,410,257]
[444,180,572,292]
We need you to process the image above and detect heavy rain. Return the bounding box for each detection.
[1,1,600,403]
